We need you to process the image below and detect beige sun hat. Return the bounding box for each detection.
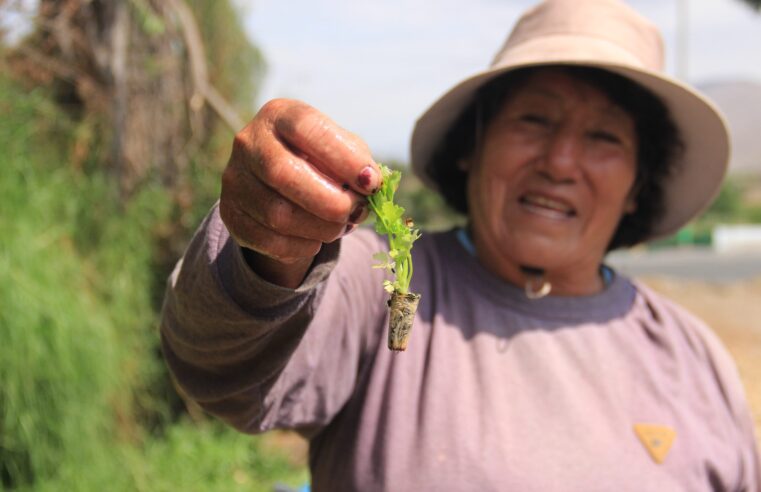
[410,0,730,239]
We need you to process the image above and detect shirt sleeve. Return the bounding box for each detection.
[159,203,389,437]
[638,283,761,491]
[690,317,761,492]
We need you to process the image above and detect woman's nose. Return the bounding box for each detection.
[538,127,582,182]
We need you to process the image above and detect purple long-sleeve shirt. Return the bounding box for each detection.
[161,204,760,491]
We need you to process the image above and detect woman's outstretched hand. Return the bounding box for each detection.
[220,99,380,288]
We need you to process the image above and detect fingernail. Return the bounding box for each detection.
[357,165,378,191]
[348,203,365,224]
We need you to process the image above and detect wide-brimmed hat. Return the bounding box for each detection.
[410,0,729,239]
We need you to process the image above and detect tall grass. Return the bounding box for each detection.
[0,76,306,490]
[0,77,124,487]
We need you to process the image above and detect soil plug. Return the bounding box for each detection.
[367,164,422,351]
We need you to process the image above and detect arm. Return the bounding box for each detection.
[697,328,761,491]
[638,284,761,490]
[161,204,388,435]
[680,306,761,491]
[160,99,387,435]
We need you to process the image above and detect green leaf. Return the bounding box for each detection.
[372,251,390,263]
[367,164,421,294]
[380,202,404,224]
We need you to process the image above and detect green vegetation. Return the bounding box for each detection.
[0,71,305,491]
[386,161,465,232]
[368,165,421,295]
[652,177,761,248]
[699,178,761,225]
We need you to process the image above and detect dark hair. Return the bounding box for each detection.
[425,65,683,250]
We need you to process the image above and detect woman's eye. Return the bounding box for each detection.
[519,114,550,126]
[589,130,622,144]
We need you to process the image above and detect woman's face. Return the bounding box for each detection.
[466,69,638,295]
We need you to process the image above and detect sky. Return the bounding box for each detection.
[241,0,761,163]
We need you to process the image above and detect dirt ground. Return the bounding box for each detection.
[641,276,761,450]
[263,276,761,463]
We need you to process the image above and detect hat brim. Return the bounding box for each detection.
[410,60,730,239]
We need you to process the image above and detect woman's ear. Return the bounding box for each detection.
[624,180,639,214]
[624,195,637,214]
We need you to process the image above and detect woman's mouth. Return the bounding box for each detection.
[519,193,576,219]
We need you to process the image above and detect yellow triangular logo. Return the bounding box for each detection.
[633,423,676,464]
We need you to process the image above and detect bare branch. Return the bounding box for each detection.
[165,0,245,132]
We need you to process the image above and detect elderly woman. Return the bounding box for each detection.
[160,0,760,490]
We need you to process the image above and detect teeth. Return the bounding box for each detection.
[523,194,572,213]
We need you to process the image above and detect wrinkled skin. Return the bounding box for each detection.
[220,99,378,288]
[465,69,639,296]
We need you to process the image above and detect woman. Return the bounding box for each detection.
[160,0,760,490]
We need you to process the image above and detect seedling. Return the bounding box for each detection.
[367,164,421,351]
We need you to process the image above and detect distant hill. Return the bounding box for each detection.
[698,80,761,176]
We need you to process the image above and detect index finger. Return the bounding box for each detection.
[270,100,381,195]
